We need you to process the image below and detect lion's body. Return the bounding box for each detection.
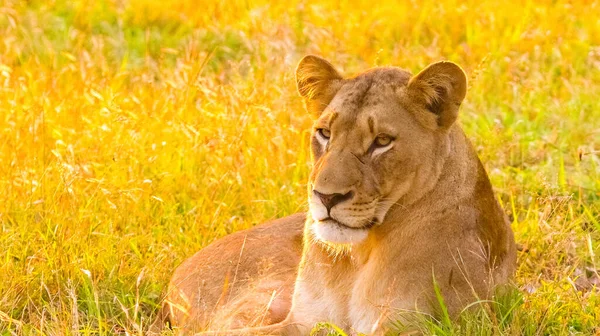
[152,57,516,335]
[151,214,304,333]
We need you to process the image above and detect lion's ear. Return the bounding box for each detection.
[296,55,344,116]
[407,61,467,129]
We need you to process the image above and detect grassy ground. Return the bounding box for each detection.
[1,0,599,334]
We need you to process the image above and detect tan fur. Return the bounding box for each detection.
[152,56,516,335]
[149,214,304,334]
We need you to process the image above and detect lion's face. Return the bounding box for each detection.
[296,56,467,244]
[308,71,432,244]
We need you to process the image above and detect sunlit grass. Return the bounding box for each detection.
[0,0,599,334]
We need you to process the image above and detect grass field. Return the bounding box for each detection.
[1,0,599,334]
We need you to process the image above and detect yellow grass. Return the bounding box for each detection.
[0,0,599,334]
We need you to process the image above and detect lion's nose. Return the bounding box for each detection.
[313,190,354,213]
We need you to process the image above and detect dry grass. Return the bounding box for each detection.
[0,0,599,334]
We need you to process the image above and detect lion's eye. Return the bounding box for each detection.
[374,135,393,147]
[317,128,331,139]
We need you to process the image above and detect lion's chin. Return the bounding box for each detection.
[312,220,369,244]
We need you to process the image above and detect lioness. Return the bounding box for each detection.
[151,56,516,335]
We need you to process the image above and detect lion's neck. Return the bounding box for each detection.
[355,125,479,247]
[390,126,476,214]
[297,223,375,286]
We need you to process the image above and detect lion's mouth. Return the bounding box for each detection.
[312,217,376,244]
[320,217,377,230]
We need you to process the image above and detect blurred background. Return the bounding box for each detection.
[0,0,599,334]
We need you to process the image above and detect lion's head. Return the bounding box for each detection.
[296,56,467,244]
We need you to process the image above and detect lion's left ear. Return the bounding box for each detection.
[406,61,467,129]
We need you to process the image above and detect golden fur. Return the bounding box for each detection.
[151,56,516,335]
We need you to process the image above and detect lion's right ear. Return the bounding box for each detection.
[296,55,344,116]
